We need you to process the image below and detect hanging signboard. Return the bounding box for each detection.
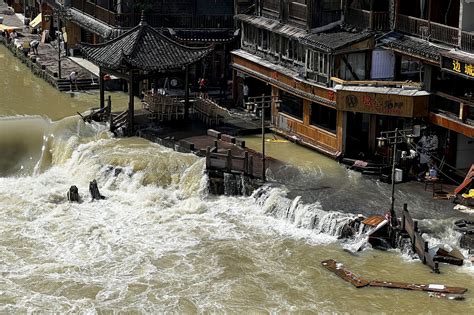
[440,55,474,80]
[335,89,429,117]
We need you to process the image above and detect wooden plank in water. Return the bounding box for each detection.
[321,259,370,288]
[369,280,467,295]
[362,215,385,227]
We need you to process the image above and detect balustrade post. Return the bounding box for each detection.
[249,156,253,178]
[244,151,249,175]
[206,147,210,169]
[226,149,232,172]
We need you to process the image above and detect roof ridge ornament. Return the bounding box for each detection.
[139,10,147,26]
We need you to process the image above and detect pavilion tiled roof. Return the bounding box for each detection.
[80,19,213,71]
[168,28,238,43]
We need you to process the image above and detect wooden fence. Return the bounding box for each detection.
[193,97,230,126]
[401,204,439,273]
[206,147,255,178]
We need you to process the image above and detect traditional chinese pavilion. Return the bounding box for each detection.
[80,14,212,135]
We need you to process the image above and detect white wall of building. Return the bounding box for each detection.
[456,133,474,169]
[461,0,474,31]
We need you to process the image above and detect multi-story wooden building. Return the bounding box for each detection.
[233,0,377,156]
[41,0,239,87]
[343,0,474,170]
[233,0,473,171]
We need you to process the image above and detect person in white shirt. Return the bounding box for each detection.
[69,71,78,91]
[30,39,39,55]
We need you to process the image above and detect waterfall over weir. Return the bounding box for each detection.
[253,185,357,238]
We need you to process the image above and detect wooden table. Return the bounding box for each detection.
[423,176,443,197]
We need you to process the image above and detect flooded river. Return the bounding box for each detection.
[1,44,473,312]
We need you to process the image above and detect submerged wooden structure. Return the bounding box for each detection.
[322,259,468,298]
[80,12,212,135]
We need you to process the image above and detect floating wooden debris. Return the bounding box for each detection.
[321,259,370,288]
[321,260,468,298]
[362,215,386,227]
[429,292,465,301]
[369,280,467,295]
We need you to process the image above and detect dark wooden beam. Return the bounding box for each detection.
[185,64,190,119]
[99,67,105,109]
[128,71,134,136]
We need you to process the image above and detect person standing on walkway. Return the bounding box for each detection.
[199,77,208,98]
[243,82,249,107]
[30,39,39,55]
[69,71,78,91]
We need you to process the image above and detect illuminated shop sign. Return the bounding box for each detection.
[441,56,474,80]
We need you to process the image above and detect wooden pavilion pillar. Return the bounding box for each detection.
[128,71,134,136]
[99,67,105,109]
[184,65,190,119]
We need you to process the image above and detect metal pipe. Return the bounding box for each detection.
[390,128,398,226]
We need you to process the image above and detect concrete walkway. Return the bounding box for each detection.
[69,56,118,79]
[1,2,97,86]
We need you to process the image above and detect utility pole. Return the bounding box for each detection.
[57,34,61,79]
[261,94,266,182]
[377,128,415,227]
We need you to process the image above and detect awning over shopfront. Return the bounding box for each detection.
[0,24,22,31]
[29,13,41,29]
[335,85,429,117]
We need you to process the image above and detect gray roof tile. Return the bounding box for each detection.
[80,21,213,71]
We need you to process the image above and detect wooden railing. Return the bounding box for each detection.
[372,12,389,31]
[71,0,233,28]
[461,31,474,53]
[397,14,461,46]
[401,204,439,273]
[432,92,474,123]
[206,148,255,177]
[346,8,389,31]
[115,13,233,28]
[288,2,307,22]
[71,0,116,25]
[346,8,370,30]
[193,97,230,126]
[397,14,429,38]
[431,21,459,46]
[262,0,280,13]
[142,94,186,121]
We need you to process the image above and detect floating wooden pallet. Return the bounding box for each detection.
[321,259,468,297]
[369,280,467,295]
[321,259,370,288]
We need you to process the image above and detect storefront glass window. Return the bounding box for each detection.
[310,102,337,133]
[280,91,304,120]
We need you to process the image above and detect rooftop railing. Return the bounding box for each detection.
[71,0,233,29]
[346,8,389,31]
[397,14,461,47]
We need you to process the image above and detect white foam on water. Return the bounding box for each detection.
[1,115,473,312]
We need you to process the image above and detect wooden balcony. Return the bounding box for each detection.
[71,0,117,25]
[461,31,474,53]
[397,14,460,46]
[430,92,474,137]
[346,8,389,31]
[430,21,459,46]
[71,0,233,28]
